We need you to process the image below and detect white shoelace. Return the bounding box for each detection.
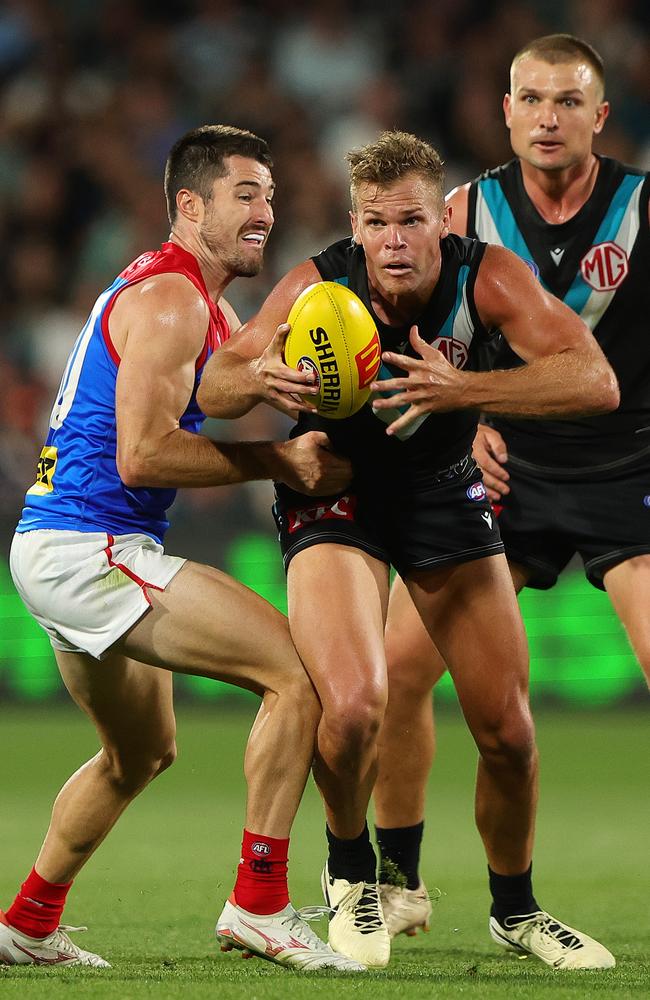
[49,924,106,965]
[283,907,333,951]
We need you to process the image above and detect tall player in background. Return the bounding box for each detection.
[197,128,618,970]
[0,125,361,973]
[375,34,650,943]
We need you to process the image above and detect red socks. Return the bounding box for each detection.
[6,835,290,935]
[5,867,72,938]
[233,830,289,915]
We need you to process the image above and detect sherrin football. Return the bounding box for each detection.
[284,281,381,419]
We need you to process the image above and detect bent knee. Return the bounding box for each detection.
[103,739,177,793]
[322,687,388,757]
[475,710,536,771]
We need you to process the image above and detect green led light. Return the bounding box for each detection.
[0,543,644,704]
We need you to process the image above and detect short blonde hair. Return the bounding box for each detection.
[347,131,445,210]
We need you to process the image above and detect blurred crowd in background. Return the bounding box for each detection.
[0,0,648,560]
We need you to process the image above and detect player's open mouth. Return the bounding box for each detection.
[384,263,412,273]
[241,233,266,246]
[533,140,563,150]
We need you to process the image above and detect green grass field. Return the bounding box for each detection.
[1,704,648,999]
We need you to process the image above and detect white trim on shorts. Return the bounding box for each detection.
[10,529,186,660]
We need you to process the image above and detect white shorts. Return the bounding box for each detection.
[10,530,186,659]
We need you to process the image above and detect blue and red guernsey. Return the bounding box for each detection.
[17,242,230,543]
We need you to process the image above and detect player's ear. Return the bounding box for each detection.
[176,188,202,223]
[503,92,512,128]
[593,100,610,135]
[440,204,451,238]
[350,210,361,245]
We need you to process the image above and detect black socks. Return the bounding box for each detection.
[375,821,424,891]
[326,824,377,884]
[489,863,539,924]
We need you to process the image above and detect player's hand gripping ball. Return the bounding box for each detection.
[284,281,381,419]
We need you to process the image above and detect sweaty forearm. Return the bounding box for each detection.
[197,352,260,418]
[118,428,286,488]
[459,350,619,418]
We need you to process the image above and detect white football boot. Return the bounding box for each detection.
[321,864,390,968]
[380,880,432,938]
[216,898,365,971]
[489,910,616,969]
[0,912,110,967]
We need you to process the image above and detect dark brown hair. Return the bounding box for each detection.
[164,125,272,224]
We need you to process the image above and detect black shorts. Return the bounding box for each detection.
[496,449,650,590]
[272,453,504,578]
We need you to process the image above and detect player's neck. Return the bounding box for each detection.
[170,233,232,301]
[368,261,441,327]
[519,154,600,225]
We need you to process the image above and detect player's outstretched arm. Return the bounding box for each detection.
[197,260,322,419]
[112,273,351,494]
[468,245,620,416]
[372,247,619,434]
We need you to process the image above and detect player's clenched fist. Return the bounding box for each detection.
[275,431,352,494]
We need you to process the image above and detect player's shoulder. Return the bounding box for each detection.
[472,158,520,187]
[112,269,209,357]
[596,154,648,181]
[475,243,542,307]
[311,236,357,281]
[442,231,487,267]
[123,269,207,316]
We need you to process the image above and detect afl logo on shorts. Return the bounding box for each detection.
[252,842,272,856]
[643,495,650,508]
[466,481,487,502]
[522,258,540,279]
[297,356,320,388]
[580,242,629,291]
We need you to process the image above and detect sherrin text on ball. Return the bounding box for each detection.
[284,281,381,419]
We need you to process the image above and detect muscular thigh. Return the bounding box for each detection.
[406,554,530,729]
[286,543,390,710]
[603,555,650,671]
[55,648,175,756]
[116,560,309,697]
[385,575,447,689]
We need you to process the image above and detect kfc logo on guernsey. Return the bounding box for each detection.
[580,242,629,292]
[467,482,487,502]
[287,495,356,533]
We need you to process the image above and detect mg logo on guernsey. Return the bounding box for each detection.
[355,331,381,389]
[432,336,468,369]
[580,242,629,292]
[288,495,356,533]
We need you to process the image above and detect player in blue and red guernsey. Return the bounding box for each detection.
[1,125,360,973]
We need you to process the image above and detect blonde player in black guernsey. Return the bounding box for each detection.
[370,35,650,959]
[197,126,619,970]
